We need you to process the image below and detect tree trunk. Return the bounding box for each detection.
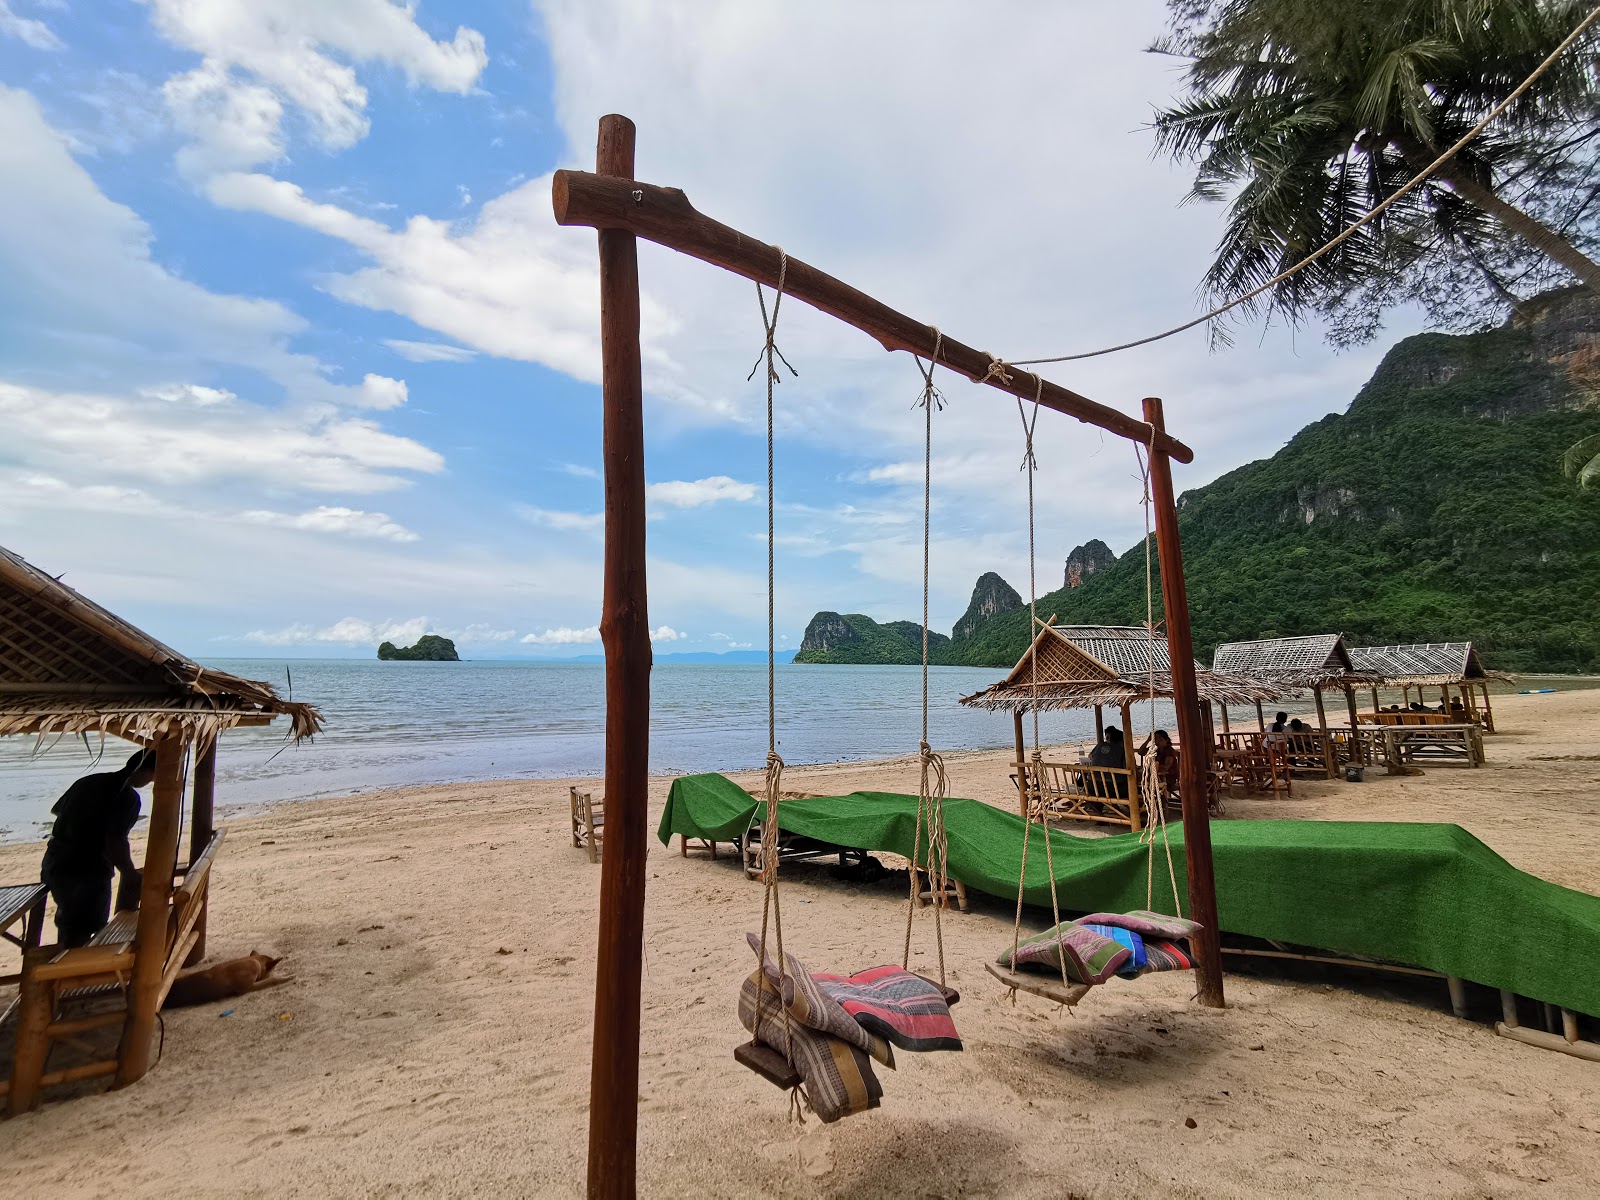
[1394,134,1600,292]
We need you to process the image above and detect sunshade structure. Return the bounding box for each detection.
[1348,642,1511,733]
[0,542,320,1111]
[1211,633,1381,773]
[960,625,1290,829]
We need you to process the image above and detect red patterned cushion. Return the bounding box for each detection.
[813,965,962,1053]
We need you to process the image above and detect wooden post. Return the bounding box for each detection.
[1480,682,1496,733]
[1142,397,1224,1008]
[1012,709,1027,817]
[185,732,217,966]
[116,732,185,1086]
[586,114,653,1200]
[1370,685,1379,712]
[1119,701,1141,832]
[1093,704,1104,742]
[1255,700,1265,733]
[1343,687,1362,765]
[1312,687,1335,778]
[1219,703,1231,735]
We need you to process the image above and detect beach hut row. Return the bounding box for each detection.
[0,543,319,1113]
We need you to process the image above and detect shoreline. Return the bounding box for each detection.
[1,687,1598,1195]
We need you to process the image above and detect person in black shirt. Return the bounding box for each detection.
[40,748,155,947]
[1085,726,1130,798]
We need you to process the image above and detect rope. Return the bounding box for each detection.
[1134,439,1183,917]
[903,329,950,985]
[748,253,804,1113]
[1009,4,1600,366]
[1006,374,1072,999]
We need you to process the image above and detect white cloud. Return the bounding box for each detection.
[646,476,758,509]
[239,506,419,542]
[143,383,237,407]
[521,626,600,645]
[385,338,477,363]
[515,505,603,533]
[245,616,429,646]
[0,1,61,50]
[144,0,488,176]
[355,373,407,410]
[0,381,442,493]
[650,625,685,642]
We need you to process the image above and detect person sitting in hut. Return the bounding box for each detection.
[1085,726,1130,798]
[39,748,154,947]
[1137,729,1180,800]
[1408,701,1428,713]
[1449,698,1467,719]
[1288,718,1308,733]
[1269,711,1290,734]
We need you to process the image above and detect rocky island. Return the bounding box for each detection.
[377,634,460,661]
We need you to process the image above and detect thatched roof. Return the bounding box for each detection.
[1346,642,1512,688]
[0,543,321,743]
[960,624,1294,713]
[1212,633,1379,690]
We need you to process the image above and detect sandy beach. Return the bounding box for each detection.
[2,688,1598,1197]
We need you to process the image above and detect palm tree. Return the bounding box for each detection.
[1153,0,1600,335]
[1561,432,1600,487]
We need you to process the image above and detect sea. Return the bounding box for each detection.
[4,658,1584,846]
[0,659,1177,844]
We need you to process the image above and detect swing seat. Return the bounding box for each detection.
[984,961,1093,1007]
[734,1041,801,1089]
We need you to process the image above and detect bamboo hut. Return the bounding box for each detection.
[1348,642,1511,733]
[0,543,320,1113]
[1211,633,1380,775]
[961,624,1289,831]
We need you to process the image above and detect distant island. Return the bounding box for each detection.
[378,634,459,661]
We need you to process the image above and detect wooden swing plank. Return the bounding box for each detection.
[985,962,1093,1007]
[734,1042,801,1090]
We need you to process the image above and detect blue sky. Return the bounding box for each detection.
[0,1,1420,660]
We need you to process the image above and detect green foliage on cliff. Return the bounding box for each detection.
[794,612,949,665]
[802,296,1600,673]
[377,634,460,661]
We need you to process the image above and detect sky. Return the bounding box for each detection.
[0,1,1425,660]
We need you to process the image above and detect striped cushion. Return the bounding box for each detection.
[1078,909,1203,941]
[738,969,882,1123]
[813,966,962,1053]
[745,933,893,1066]
[998,920,1131,985]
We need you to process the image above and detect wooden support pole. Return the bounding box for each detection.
[1012,710,1027,818]
[586,114,652,1200]
[185,732,217,967]
[1312,687,1335,778]
[1093,704,1104,742]
[1255,700,1265,733]
[1343,687,1363,765]
[551,170,1193,464]
[1480,683,1496,733]
[1142,397,1224,1008]
[116,732,185,1086]
[1119,701,1141,832]
[1219,703,1230,735]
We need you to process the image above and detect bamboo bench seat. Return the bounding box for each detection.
[4,830,225,1115]
[0,883,47,988]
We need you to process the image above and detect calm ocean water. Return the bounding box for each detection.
[0,659,1176,844]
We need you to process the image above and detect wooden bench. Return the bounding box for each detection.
[1016,760,1145,832]
[570,788,603,863]
[1373,723,1485,772]
[4,830,225,1114]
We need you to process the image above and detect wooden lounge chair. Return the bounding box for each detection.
[4,831,224,1115]
[569,787,604,863]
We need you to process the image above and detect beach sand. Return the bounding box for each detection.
[1,688,1598,1196]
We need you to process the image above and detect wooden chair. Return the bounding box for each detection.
[0,883,48,989]
[570,787,604,863]
[4,831,224,1115]
[1018,759,1144,832]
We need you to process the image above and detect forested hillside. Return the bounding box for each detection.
[803,290,1600,673]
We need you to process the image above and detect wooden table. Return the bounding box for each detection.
[1,882,49,987]
[1370,723,1485,772]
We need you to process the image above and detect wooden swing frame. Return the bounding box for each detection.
[554,114,1224,1199]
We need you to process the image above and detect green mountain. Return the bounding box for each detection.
[378,634,460,661]
[794,612,949,665]
[801,288,1600,673]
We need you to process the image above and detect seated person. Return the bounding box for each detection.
[1137,729,1179,799]
[1288,717,1308,733]
[1268,710,1290,733]
[40,748,154,947]
[1449,699,1467,718]
[1408,701,1428,712]
[1085,726,1130,799]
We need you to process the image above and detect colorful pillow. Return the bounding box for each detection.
[738,968,882,1123]
[1078,909,1203,941]
[813,965,962,1052]
[744,933,893,1066]
[997,920,1131,985]
[1085,923,1148,976]
[1139,939,1194,974]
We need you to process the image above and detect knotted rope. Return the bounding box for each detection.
[1134,438,1183,918]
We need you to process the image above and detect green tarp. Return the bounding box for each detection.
[659,772,1600,1018]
